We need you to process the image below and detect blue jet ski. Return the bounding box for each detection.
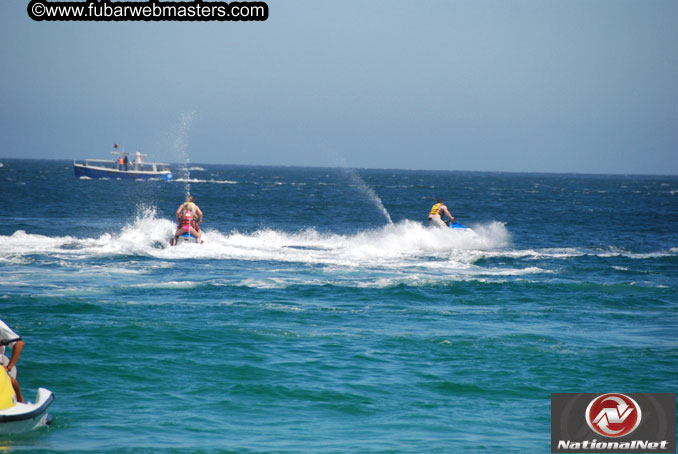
[171,232,200,246]
[446,220,473,232]
[449,222,470,230]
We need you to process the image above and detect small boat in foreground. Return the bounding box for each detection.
[74,150,173,181]
[0,367,54,434]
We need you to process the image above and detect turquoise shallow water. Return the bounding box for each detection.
[1,159,677,453]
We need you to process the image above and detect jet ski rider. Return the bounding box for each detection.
[0,319,24,403]
[428,199,454,228]
[172,195,203,245]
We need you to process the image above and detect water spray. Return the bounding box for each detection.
[173,111,196,198]
[340,167,393,224]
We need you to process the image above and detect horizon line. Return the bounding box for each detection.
[1,157,677,178]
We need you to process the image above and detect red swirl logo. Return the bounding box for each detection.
[585,393,642,437]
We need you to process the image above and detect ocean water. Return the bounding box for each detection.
[0,159,676,453]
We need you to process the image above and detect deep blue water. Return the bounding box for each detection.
[0,159,677,453]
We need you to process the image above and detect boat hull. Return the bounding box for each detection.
[0,388,54,434]
[74,164,173,181]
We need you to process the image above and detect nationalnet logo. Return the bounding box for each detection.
[552,393,676,453]
[586,394,642,438]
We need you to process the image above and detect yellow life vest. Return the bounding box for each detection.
[0,369,16,410]
[429,203,442,216]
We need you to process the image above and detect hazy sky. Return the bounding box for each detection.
[1,0,677,174]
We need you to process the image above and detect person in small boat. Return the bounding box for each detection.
[172,195,203,245]
[0,319,25,403]
[428,198,454,228]
[123,155,129,171]
[117,155,124,170]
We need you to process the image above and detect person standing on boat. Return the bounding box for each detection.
[428,199,454,228]
[172,195,203,245]
[0,319,24,403]
[117,155,124,170]
[123,155,129,171]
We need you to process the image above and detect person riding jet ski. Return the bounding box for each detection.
[172,195,203,245]
[428,199,454,228]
